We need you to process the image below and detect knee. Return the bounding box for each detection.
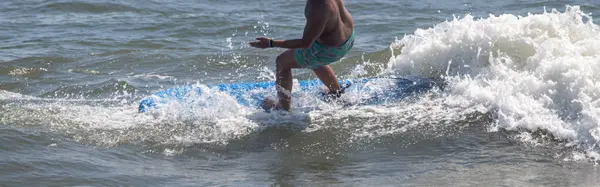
[275,53,288,71]
[275,50,298,72]
[275,54,283,69]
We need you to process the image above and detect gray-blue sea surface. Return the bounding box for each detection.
[2,0,600,186]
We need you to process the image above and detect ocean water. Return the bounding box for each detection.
[2,0,600,186]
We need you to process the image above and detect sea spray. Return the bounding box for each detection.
[387,5,600,160]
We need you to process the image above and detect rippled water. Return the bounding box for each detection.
[2,0,600,186]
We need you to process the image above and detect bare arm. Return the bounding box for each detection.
[271,3,332,49]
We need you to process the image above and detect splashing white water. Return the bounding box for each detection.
[0,83,311,151]
[4,5,600,162]
[386,5,600,160]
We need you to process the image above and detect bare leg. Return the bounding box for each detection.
[312,65,341,93]
[264,50,342,111]
[265,49,301,111]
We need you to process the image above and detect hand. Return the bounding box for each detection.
[249,36,271,49]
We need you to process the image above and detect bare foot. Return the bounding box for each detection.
[262,97,283,112]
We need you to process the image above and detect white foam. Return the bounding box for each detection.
[4,5,600,161]
[0,90,30,100]
[386,5,600,160]
[131,74,174,80]
[0,83,313,149]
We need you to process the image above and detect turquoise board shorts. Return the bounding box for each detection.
[294,31,355,69]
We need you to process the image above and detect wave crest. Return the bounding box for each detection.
[387,5,600,161]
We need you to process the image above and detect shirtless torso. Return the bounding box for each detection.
[305,0,354,47]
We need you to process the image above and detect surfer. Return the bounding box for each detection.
[249,0,355,111]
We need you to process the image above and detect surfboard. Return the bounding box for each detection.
[137,77,436,113]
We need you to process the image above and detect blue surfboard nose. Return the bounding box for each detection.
[138,98,156,113]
